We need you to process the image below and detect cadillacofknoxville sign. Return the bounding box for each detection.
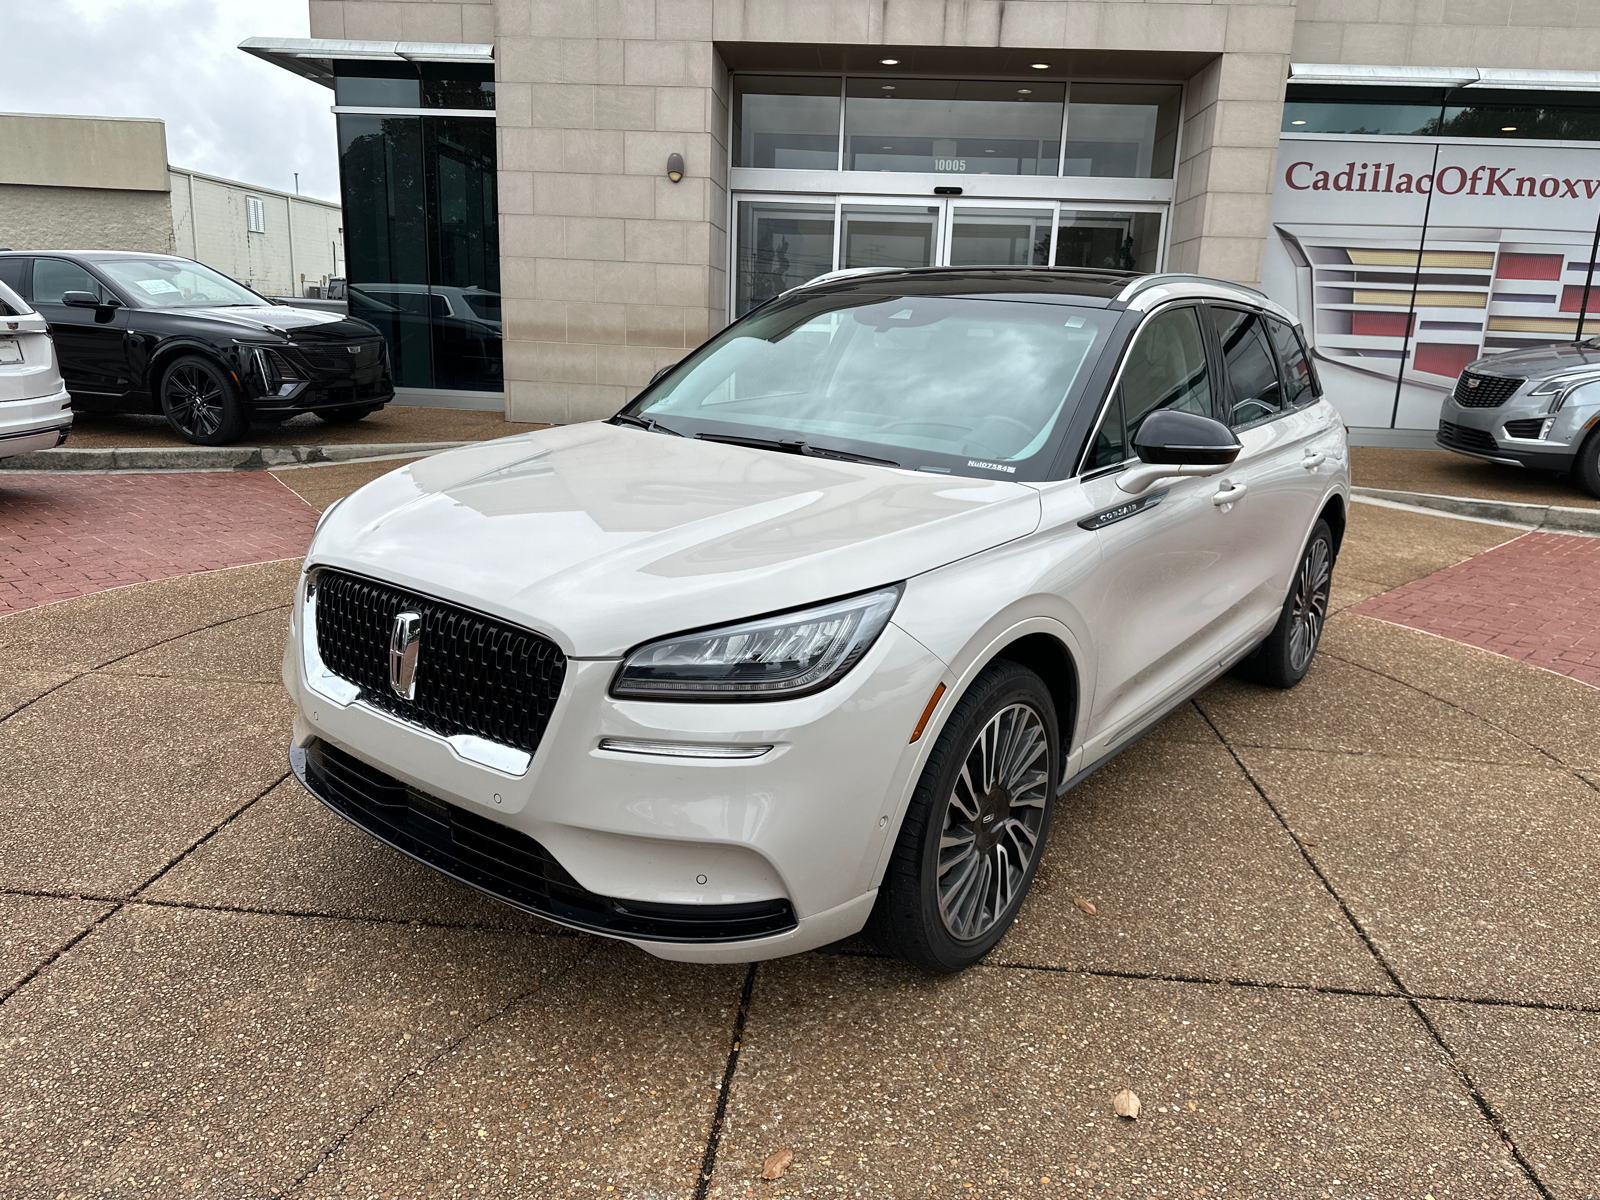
[1284,158,1600,199]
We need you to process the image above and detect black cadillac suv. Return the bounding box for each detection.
[0,251,393,445]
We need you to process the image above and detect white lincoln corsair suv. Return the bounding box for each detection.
[284,267,1350,973]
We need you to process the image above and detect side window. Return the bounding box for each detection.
[1207,307,1282,429]
[1086,306,1212,470]
[32,259,106,305]
[1266,317,1315,407]
[0,257,28,298]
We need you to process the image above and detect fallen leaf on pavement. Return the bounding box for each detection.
[1113,1089,1141,1119]
[1293,833,1317,847]
[1073,896,1097,915]
[761,1148,794,1180]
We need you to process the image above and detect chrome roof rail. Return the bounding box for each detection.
[782,267,902,296]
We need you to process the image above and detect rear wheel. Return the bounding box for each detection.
[314,406,379,425]
[1574,426,1600,499]
[866,661,1058,973]
[160,355,247,445]
[1233,518,1334,689]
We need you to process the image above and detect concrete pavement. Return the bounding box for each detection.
[0,493,1596,1198]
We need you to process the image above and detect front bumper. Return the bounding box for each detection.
[0,387,73,460]
[281,575,948,962]
[1437,390,1583,471]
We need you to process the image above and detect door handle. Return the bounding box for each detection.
[1302,450,1327,469]
[1213,481,1248,507]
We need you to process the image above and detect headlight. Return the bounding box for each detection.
[1530,372,1600,412]
[611,584,903,701]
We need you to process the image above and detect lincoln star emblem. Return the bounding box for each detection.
[389,610,422,699]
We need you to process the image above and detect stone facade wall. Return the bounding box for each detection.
[1292,0,1600,70]
[309,0,495,43]
[0,185,174,254]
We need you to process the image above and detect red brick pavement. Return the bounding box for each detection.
[1352,530,1600,688]
[0,473,317,614]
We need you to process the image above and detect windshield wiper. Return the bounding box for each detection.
[694,432,900,468]
[609,412,685,436]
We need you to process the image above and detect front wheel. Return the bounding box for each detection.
[1233,518,1335,689]
[159,355,247,445]
[866,661,1059,973]
[1573,426,1600,499]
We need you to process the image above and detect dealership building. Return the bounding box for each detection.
[244,1,1600,443]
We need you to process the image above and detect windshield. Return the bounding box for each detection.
[629,292,1116,479]
[95,258,265,309]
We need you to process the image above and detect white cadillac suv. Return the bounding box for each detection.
[0,279,72,462]
[284,268,1349,973]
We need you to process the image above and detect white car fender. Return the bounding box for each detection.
[864,612,1091,892]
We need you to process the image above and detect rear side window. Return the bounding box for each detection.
[1208,307,1282,428]
[1266,317,1317,406]
[32,258,108,305]
[1086,305,1213,470]
[0,257,28,300]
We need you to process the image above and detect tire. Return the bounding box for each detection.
[866,661,1059,973]
[159,355,247,445]
[313,406,379,425]
[1232,518,1335,690]
[1574,426,1600,499]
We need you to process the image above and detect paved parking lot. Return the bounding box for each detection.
[0,473,1597,1199]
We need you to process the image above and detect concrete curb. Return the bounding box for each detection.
[1353,485,1600,534]
[0,441,472,473]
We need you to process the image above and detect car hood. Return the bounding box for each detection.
[1469,342,1600,377]
[175,305,380,341]
[311,421,1042,657]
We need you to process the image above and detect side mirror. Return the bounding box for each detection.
[1117,410,1241,494]
[61,291,118,310]
[646,361,679,388]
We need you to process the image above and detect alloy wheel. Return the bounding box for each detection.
[936,702,1050,941]
[1288,536,1332,672]
[165,364,226,439]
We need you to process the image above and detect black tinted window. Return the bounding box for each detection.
[32,259,106,304]
[1088,305,1212,470]
[0,257,28,297]
[1208,307,1281,428]
[1266,318,1315,407]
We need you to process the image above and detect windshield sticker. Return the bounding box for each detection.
[967,460,1017,474]
[135,278,181,295]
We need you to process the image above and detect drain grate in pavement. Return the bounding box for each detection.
[0,472,318,614]
[1353,530,1600,688]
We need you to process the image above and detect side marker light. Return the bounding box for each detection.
[910,682,946,743]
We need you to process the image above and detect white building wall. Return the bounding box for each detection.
[169,168,344,297]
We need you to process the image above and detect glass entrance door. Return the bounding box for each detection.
[732,195,1165,316]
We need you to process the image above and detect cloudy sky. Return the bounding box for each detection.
[1,0,339,200]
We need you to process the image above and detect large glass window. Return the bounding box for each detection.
[1054,210,1161,272]
[334,61,421,108]
[844,79,1064,176]
[1064,85,1180,179]
[339,111,501,391]
[734,200,835,317]
[733,77,841,169]
[842,205,939,269]
[632,292,1117,478]
[948,208,1052,267]
[1284,85,1600,141]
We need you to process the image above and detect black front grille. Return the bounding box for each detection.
[1437,420,1501,454]
[296,739,798,943]
[1503,418,1546,439]
[1453,370,1523,408]
[294,340,385,374]
[313,569,566,757]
